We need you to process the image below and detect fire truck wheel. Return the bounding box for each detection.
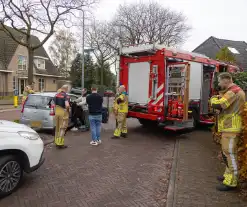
[138,119,157,128]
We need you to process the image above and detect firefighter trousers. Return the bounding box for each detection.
[221,132,239,187]
[54,106,69,146]
[114,112,127,137]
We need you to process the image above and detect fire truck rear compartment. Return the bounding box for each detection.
[164,61,194,130]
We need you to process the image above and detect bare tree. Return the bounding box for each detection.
[0,0,98,84]
[49,29,78,78]
[110,2,191,47]
[85,20,116,85]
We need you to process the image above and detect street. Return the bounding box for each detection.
[0,109,21,121]
[0,113,174,207]
[0,110,246,207]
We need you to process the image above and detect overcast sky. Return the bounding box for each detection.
[44,0,247,57]
[95,0,247,50]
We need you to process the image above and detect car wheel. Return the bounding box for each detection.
[0,155,23,198]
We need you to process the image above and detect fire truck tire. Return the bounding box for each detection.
[138,119,157,128]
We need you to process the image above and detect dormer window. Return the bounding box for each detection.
[34,58,45,69]
[228,47,240,54]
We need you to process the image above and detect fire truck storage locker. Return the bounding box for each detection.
[128,62,150,105]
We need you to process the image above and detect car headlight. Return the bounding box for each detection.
[18,131,40,140]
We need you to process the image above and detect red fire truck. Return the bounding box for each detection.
[117,44,240,131]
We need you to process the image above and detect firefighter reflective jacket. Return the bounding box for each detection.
[113,93,119,114]
[116,92,128,113]
[210,84,245,133]
[22,88,35,104]
[55,91,70,109]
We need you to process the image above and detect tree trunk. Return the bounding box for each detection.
[28,48,34,85]
[100,58,104,85]
[100,65,103,85]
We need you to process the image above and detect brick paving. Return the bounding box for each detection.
[0,118,175,207]
[0,105,18,111]
[173,129,247,207]
[0,109,20,121]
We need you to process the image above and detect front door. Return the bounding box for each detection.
[0,73,8,96]
[19,79,27,95]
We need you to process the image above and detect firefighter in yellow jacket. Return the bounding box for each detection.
[54,85,70,149]
[22,85,35,104]
[210,72,245,191]
[113,87,120,128]
[112,85,128,139]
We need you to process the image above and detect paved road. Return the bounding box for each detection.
[0,109,21,121]
[0,118,175,207]
[173,129,247,207]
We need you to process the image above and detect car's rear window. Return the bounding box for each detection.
[25,95,52,109]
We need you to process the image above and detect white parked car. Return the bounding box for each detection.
[0,120,45,198]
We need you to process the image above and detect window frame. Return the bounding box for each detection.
[34,58,46,70]
[38,78,45,92]
[17,55,27,70]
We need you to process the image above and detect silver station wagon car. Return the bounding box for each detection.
[20,92,78,130]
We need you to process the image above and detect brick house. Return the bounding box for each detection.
[193,36,247,71]
[0,27,63,96]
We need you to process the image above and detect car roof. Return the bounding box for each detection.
[29,92,78,97]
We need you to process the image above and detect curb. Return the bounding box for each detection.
[0,108,20,113]
[166,138,179,207]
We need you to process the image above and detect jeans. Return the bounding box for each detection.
[89,115,102,142]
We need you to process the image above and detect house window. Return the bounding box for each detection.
[34,59,45,69]
[18,55,27,70]
[39,78,45,91]
[228,47,240,54]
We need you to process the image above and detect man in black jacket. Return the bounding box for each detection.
[86,87,103,146]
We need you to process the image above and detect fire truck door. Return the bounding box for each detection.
[201,65,215,114]
[128,62,150,104]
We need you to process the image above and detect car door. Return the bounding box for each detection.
[21,95,46,128]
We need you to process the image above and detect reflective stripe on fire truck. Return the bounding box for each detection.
[150,83,164,106]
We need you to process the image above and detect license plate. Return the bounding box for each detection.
[30,121,42,128]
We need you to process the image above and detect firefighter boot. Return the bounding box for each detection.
[216,183,237,191]
[120,133,127,138]
[217,175,225,182]
[216,174,237,191]
[56,145,68,149]
[112,121,121,139]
